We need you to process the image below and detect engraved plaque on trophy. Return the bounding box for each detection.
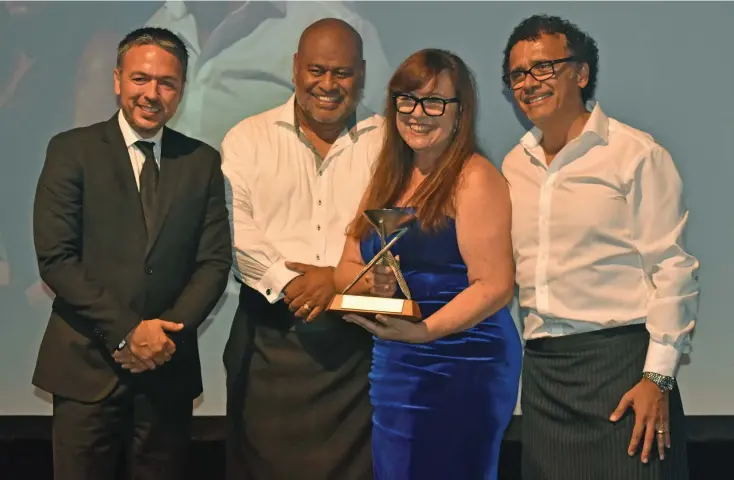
[327,208,422,322]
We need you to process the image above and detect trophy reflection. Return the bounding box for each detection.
[328,208,422,322]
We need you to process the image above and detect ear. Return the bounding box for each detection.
[113,67,122,96]
[576,62,590,89]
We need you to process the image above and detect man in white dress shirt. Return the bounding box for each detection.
[220,18,384,479]
[501,15,698,480]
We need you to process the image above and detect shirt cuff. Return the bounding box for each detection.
[643,339,682,378]
[256,260,301,304]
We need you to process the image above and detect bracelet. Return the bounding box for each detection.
[642,371,676,392]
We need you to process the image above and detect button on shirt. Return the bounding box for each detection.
[221,94,384,303]
[502,103,699,377]
[117,110,162,189]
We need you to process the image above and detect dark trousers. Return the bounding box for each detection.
[225,291,373,480]
[521,324,689,480]
[52,379,193,480]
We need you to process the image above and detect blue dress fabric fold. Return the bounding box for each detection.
[359,214,523,480]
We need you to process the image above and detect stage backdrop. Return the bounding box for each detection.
[1,1,731,417]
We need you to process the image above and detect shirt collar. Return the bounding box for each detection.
[276,94,360,143]
[117,110,164,149]
[520,101,610,153]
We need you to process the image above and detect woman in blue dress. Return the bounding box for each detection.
[334,49,523,480]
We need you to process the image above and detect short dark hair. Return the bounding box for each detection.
[117,27,189,80]
[502,14,599,103]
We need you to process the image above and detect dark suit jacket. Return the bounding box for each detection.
[32,114,232,403]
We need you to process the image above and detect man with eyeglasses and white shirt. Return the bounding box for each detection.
[501,15,698,480]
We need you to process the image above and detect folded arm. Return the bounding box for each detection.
[221,130,300,303]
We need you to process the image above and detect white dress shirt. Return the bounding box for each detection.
[502,103,699,377]
[117,110,162,189]
[147,1,392,149]
[221,94,384,304]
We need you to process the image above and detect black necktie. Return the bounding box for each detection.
[135,140,158,235]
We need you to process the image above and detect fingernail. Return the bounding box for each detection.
[642,457,648,463]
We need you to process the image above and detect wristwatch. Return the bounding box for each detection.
[643,371,676,392]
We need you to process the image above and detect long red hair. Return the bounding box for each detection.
[348,48,480,238]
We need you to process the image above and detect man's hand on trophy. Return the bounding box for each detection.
[284,262,337,322]
[370,255,399,298]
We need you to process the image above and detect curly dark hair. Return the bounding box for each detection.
[502,14,599,103]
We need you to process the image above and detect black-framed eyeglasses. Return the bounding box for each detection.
[502,56,576,90]
[392,93,459,117]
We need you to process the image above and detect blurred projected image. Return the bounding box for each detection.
[0,1,391,415]
[1,0,389,303]
[0,1,154,308]
[144,1,391,148]
[0,232,9,286]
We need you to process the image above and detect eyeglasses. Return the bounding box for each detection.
[502,56,576,90]
[392,93,459,117]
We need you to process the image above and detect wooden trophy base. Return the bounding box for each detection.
[327,294,423,322]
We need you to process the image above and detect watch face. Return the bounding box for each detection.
[644,372,675,392]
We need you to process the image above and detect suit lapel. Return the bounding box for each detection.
[146,127,182,255]
[102,115,148,237]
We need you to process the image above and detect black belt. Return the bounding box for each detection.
[525,323,648,353]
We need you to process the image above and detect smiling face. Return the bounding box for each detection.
[508,33,588,128]
[292,26,364,127]
[114,44,184,138]
[396,70,459,155]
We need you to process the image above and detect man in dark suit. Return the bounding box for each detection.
[32,27,232,480]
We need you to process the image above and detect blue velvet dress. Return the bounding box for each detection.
[360,215,523,480]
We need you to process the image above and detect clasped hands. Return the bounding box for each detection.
[283,261,337,322]
[113,319,184,373]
